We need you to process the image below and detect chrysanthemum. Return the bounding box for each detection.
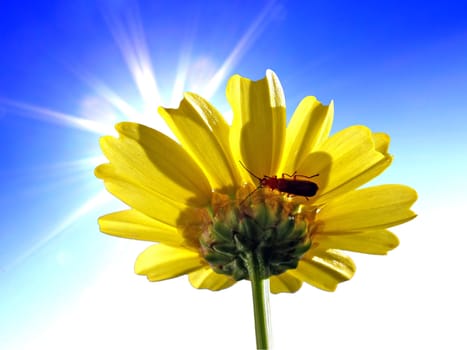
[95,70,417,294]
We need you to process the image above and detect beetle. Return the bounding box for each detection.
[239,161,319,200]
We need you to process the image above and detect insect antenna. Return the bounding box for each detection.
[238,160,262,181]
[238,161,263,205]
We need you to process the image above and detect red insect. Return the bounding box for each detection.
[239,161,319,200]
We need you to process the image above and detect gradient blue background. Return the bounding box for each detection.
[1,1,466,349]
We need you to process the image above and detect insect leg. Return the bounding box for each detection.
[282,171,297,179]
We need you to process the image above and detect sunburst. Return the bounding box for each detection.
[0,1,280,272]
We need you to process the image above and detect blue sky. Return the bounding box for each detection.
[1,1,466,349]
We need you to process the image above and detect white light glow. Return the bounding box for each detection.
[0,98,115,135]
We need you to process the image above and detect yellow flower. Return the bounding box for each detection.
[95,70,417,293]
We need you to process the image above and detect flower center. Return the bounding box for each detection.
[199,185,314,281]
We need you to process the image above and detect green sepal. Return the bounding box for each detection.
[200,189,315,281]
[212,221,234,242]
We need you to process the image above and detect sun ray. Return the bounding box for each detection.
[102,3,161,114]
[1,155,107,197]
[170,48,192,107]
[42,155,106,171]
[0,97,115,135]
[3,190,111,271]
[203,0,281,99]
[73,72,142,120]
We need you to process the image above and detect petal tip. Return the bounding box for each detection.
[266,68,277,78]
[98,135,113,147]
[94,163,110,179]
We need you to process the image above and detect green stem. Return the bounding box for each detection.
[246,252,271,350]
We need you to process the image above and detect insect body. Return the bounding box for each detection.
[239,161,319,200]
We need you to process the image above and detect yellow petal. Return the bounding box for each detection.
[98,209,184,246]
[316,155,393,204]
[314,229,399,255]
[95,164,186,227]
[372,132,390,154]
[184,93,233,162]
[289,249,356,291]
[135,244,203,281]
[270,272,303,294]
[304,126,387,202]
[228,70,286,180]
[317,184,418,233]
[99,122,211,207]
[158,95,239,192]
[188,266,236,291]
[280,97,333,174]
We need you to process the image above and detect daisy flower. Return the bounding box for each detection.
[95,69,417,348]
